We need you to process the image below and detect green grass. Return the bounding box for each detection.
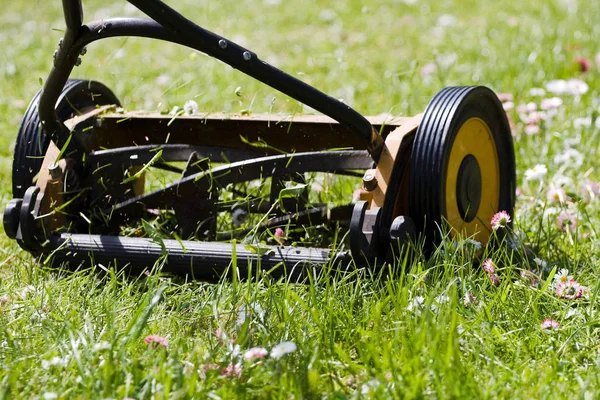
[2,0,600,398]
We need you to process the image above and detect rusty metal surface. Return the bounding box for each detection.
[67,111,409,153]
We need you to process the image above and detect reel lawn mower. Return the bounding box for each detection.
[3,0,516,281]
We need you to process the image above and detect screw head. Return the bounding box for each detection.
[242,51,252,61]
[74,57,82,66]
[48,163,61,179]
[80,46,87,56]
[362,169,378,191]
[218,39,227,49]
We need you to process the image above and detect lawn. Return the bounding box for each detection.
[1,0,600,398]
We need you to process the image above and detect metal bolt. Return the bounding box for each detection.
[362,169,378,191]
[48,163,61,179]
[74,57,82,66]
[218,39,227,49]
[242,51,252,61]
[80,46,87,56]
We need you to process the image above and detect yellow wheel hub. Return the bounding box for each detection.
[445,117,499,243]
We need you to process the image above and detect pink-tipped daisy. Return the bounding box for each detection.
[497,93,514,102]
[144,335,168,348]
[198,363,220,378]
[546,185,568,204]
[520,270,539,287]
[556,212,577,233]
[553,268,572,287]
[574,57,590,73]
[221,362,242,378]
[483,258,496,274]
[491,210,511,230]
[463,291,476,307]
[556,279,583,299]
[274,228,286,245]
[243,347,269,361]
[489,273,501,286]
[540,319,560,330]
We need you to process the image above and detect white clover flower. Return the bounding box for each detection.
[524,124,540,135]
[183,100,199,115]
[19,285,36,299]
[156,74,172,86]
[529,87,546,96]
[517,102,537,114]
[236,306,247,326]
[251,303,265,320]
[552,174,574,188]
[567,78,588,96]
[543,207,560,217]
[420,63,437,81]
[564,136,581,147]
[465,239,482,251]
[32,310,47,321]
[524,164,548,181]
[229,344,241,358]
[545,79,587,96]
[540,97,563,110]
[533,258,548,270]
[436,14,457,27]
[497,93,514,102]
[545,79,569,95]
[573,117,592,129]
[407,296,425,313]
[553,148,583,168]
[580,180,600,202]
[436,52,458,69]
[434,295,449,304]
[361,379,381,395]
[270,341,297,359]
[42,356,69,370]
[92,342,111,352]
[431,295,450,312]
[236,302,266,326]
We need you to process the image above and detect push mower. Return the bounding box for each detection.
[3,0,516,281]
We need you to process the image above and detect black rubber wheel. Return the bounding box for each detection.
[12,79,120,198]
[409,86,516,247]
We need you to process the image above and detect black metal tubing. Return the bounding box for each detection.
[111,150,373,216]
[48,233,352,281]
[38,0,384,162]
[88,144,265,166]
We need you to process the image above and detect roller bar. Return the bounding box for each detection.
[48,233,352,281]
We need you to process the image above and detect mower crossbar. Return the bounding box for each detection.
[69,112,406,154]
[48,232,352,281]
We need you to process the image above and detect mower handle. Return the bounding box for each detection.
[39,0,384,162]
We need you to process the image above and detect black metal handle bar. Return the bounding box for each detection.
[39,0,384,162]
